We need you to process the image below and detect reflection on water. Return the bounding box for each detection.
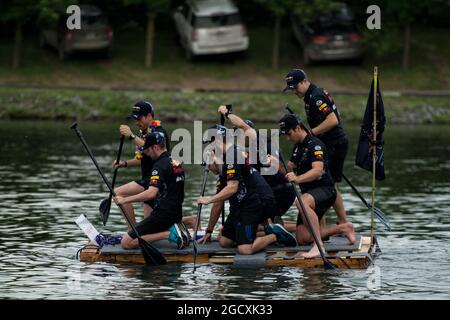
[0,121,449,299]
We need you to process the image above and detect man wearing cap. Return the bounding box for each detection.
[217,105,296,231]
[113,101,170,229]
[197,125,297,255]
[114,132,189,250]
[279,114,356,258]
[283,69,348,225]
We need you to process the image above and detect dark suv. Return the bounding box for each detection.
[290,3,363,65]
[40,5,113,60]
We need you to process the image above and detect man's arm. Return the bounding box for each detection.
[116,186,159,204]
[113,158,140,169]
[198,181,238,205]
[218,106,257,146]
[311,111,339,136]
[285,161,324,184]
[120,125,145,148]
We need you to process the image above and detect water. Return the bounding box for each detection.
[0,120,449,300]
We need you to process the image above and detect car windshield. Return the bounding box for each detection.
[193,13,242,28]
[306,6,357,35]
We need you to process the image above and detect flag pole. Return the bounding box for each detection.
[371,66,378,245]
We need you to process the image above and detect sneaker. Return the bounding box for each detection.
[271,223,297,247]
[168,224,184,249]
[176,222,191,245]
[273,215,284,226]
[264,223,274,236]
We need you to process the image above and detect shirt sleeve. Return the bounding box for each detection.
[311,95,333,119]
[310,143,325,163]
[225,163,244,182]
[149,163,165,189]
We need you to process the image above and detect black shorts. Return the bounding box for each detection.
[296,187,337,225]
[326,139,348,183]
[272,185,296,218]
[128,210,181,239]
[222,197,267,245]
[134,178,154,207]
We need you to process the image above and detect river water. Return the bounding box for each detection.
[0,120,449,300]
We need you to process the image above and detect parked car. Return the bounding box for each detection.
[290,3,363,65]
[40,5,113,60]
[173,0,249,60]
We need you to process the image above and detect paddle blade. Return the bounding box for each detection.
[323,259,337,270]
[99,198,111,226]
[138,237,167,266]
[373,207,391,230]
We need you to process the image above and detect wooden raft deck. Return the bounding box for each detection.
[79,234,377,269]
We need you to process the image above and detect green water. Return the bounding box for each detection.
[0,120,449,299]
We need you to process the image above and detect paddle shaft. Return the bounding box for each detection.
[193,154,211,262]
[279,152,335,269]
[220,105,232,224]
[71,123,147,240]
[109,135,125,199]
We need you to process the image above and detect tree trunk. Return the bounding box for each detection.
[145,12,155,68]
[13,20,23,69]
[402,23,411,71]
[272,14,281,70]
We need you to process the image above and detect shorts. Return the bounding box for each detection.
[128,210,181,239]
[222,196,267,245]
[326,139,348,183]
[296,186,337,225]
[271,185,296,219]
[134,178,154,208]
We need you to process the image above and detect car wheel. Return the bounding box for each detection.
[58,43,67,61]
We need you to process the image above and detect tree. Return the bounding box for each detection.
[123,0,170,68]
[1,0,38,69]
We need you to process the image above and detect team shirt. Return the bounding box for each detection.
[134,120,170,180]
[303,84,347,145]
[290,134,334,192]
[148,151,184,216]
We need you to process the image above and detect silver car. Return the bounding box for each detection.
[173,0,249,60]
[40,5,113,60]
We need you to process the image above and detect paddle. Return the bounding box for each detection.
[71,123,167,266]
[342,174,391,230]
[284,105,391,230]
[99,135,125,226]
[220,104,232,225]
[278,152,336,270]
[193,153,211,266]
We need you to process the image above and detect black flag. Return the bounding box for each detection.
[355,76,386,180]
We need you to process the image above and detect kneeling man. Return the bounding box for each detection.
[279,114,356,258]
[115,132,189,250]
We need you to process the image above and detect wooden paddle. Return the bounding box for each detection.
[71,123,166,266]
[99,135,125,226]
[193,153,211,266]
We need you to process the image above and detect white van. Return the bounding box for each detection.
[173,0,249,60]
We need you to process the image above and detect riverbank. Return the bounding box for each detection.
[1,87,449,124]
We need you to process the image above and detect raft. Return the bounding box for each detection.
[79,233,378,269]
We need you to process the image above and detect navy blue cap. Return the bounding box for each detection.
[130,101,154,120]
[204,124,229,144]
[143,131,166,149]
[279,114,302,135]
[283,69,307,92]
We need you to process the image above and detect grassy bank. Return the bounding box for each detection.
[1,26,450,91]
[1,87,449,124]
